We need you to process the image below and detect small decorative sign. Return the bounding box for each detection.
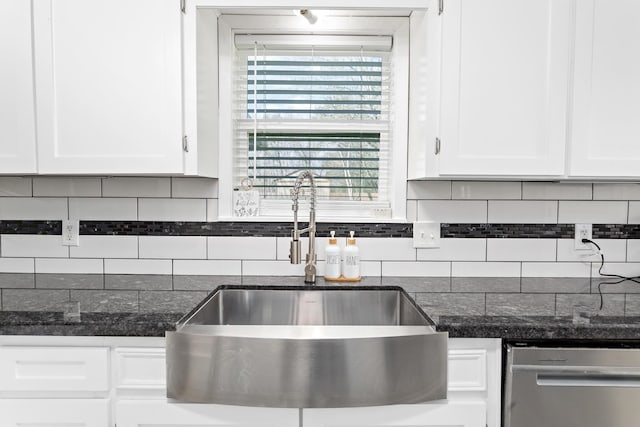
[233,178,260,217]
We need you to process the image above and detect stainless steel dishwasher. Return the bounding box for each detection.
[504,345,640,427]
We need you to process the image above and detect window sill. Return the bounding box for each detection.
[216,215,409,224]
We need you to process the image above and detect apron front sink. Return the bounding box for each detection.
[166,285,447,407]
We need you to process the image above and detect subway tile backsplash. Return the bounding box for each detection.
[487,200,558,223]
[451,262,521,278]
[520,262,591,278]
[138,198,207,222]
[486,238,557,262]
[35,258,103,274]
[1,235,69,258]
[522,182,593,200]
[0,178,639,315]
[0,197,67,220]
[558,201,629,224]
[33,177,102,197]
[0,177,32,197]
[0,258,34,274]
[104,259,173,275]
[171,177,218,198]
[69,197,138,220]
[172,259,241,276]
[102,177,171,197]
[593,184,640,201]
[138,236,207,259]
[417,200,488,223]
[69,235,138,259]
[451,181,522,200]
[416,239,487,261]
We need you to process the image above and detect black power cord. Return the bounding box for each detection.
[582,238,640,310]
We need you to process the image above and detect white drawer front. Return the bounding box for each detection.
[116,400,299,426]
[115,347,166,394]
[448,349,487,391]
[0,346,109,392]
[0,398,109,426]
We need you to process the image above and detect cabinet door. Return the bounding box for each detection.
[0,346,109,393]
[116,400,299,427]
[304,402,486,427]
[0,399,109,426]
[33,0,183,174]
[114,347,166,397]
[449,338,502,427]
[0,0,37,173]
[439,0,572,176]
[569,0,640,178]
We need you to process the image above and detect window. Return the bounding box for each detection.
[238,48,390,203]
[218,14,409,220]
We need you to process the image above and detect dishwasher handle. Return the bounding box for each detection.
[537,373,640,388]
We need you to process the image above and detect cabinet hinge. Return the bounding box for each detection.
[180,0,186,14]
[435,137,441,155]
[438,0,444,15]
[183,135,189,153]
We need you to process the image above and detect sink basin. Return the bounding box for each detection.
[166,285,447,407]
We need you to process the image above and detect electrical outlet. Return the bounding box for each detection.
[371,207,392,219]
[413,221,440,248]
[62,219,80,246]
[575,223,592,250]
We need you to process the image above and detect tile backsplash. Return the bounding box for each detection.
[1,177,640,315]
[1,177,640,277]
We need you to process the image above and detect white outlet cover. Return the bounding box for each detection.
[413,222,440,248]
[574,223,592,250]
[62,219,80,246]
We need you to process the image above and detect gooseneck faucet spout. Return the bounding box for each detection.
[290,170,317,284]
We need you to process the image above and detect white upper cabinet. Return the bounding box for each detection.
[0,0,37,173]
[33,0,183,175]
[568,0,640,178]
[437,0,572,177]
[182,4,219,177]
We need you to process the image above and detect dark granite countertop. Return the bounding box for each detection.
[2,277,640,341]
[2,310,640,342]
[0,311,181,337]
[436,315,640,341]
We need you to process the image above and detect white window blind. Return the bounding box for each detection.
[232,36,393,216]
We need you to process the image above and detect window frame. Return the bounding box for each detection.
[217,13,409,222]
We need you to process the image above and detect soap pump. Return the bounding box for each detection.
[342,231,360,279]
[324,231,341,280]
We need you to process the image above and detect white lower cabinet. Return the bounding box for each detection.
[116,400,299,427]
[114,347,167,398]
[448,338,502,427]
[0,337,500,427]
[0,398,110,426]
[304,402,485,427]
[0,346,109,393]
[0,344,111,426]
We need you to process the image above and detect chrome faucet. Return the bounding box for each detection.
[289,170,317,284]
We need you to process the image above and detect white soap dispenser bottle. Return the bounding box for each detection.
[324,231,342,280]
[342,231,360,280]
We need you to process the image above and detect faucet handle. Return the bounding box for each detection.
[290,239,301,264]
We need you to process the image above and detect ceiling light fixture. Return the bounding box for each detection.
[298,9,318,25]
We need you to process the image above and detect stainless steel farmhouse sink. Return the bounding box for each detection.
[166,285,447,408]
